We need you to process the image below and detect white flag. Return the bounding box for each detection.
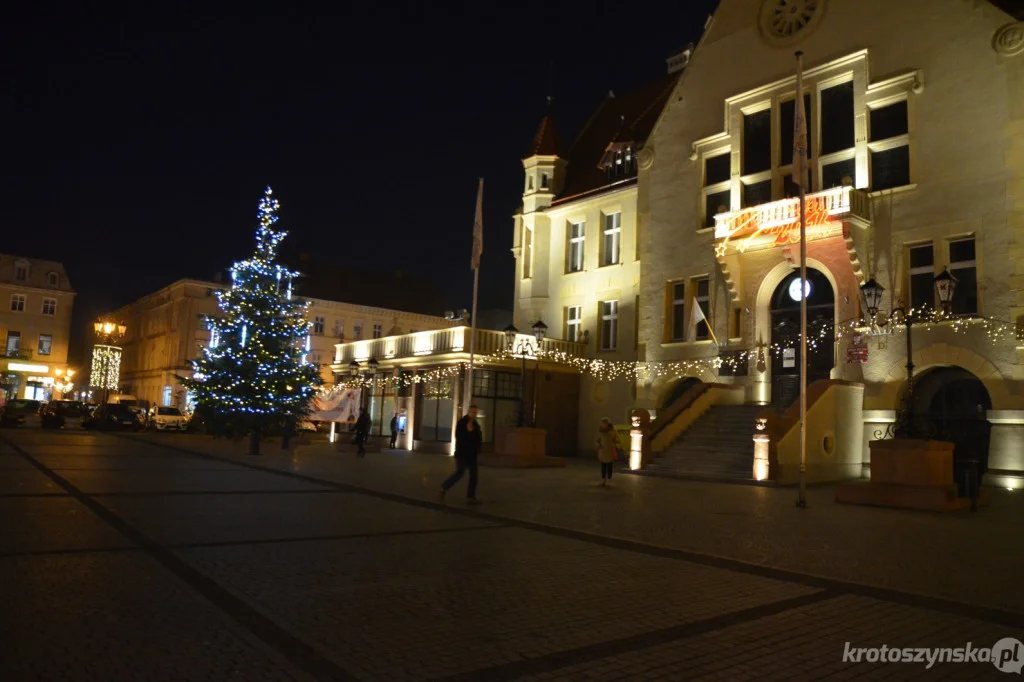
[471,178,484,270]
[688,299,719,345]
[688,300,708,341]
[793,54,808,191]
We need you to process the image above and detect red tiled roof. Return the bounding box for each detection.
[525,115,563,157]
[553,71,681,203]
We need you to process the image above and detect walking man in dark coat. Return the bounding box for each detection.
[440,405,482,504]
[354,408,371,458]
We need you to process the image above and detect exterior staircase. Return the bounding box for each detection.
[644,405,766,483]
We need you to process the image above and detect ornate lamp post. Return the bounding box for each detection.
[54,368,75,399]
[347,358,378,411]
[91,321,127,406]
[503,320,547,427]
[860,268,957,439]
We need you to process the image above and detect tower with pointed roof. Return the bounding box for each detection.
[510,64,684,458]
[522,109,565,214]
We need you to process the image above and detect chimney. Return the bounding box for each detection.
[666,44,693,74]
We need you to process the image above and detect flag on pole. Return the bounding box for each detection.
[688,300,719,346]
[471,179,484,270]
[793,66,809,191]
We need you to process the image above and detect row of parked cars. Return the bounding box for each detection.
[0,399,320,434]
[0,399,190,431]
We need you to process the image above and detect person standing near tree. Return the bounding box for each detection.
[440,405,482,504]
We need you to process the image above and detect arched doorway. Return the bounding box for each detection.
[660,377,702,409]
[770,268,835,409]
[911,366,992,474]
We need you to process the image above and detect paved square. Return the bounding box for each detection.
[1,430,1020,681]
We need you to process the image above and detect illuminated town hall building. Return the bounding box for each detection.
[635,0,1024,487]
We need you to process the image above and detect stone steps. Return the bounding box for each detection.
[643,404,763,483]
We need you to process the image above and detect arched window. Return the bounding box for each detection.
[46,271,59,287]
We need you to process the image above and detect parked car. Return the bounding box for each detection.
[0,399,43,428]
[40,404,66,429]
[149,406,187,431]
[45,400,86,429]
[82,404,144,431]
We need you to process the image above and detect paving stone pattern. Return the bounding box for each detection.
[0,431,1020,681]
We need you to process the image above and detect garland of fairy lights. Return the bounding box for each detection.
[319,307,1018,392]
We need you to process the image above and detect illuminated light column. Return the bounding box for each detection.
[629,415,644,471]
[753,417,770,481]
[89,345,122,394]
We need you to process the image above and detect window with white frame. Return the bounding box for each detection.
[353,325,362,340]
[523,225,533,279]
[694,277,711,340]
[908,243,934,313]
[565,305,582,342]
[869,98,910,191]
[373,324,383,339]
[601,212,621,266]
[312,316,325,335]
[162,385,172,406]
[334,320,344,338]
[46,271,59,287]
[567,221,585,273]
[668,281,686,341]
[600,300,618,351]
[38,334,52,356]
[14,263,28,281]
[702,151,731,229]
[10,294,25,312]
[819,80,856,190]
[42,298,57,316]
[949,237,977,316]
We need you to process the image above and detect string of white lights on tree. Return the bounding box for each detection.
[179,187,322,422]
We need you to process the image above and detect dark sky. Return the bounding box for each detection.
[3,1,717,365]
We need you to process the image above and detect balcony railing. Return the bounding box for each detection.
[332,326,587,366]
[714,186,871,256]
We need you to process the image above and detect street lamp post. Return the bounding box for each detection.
[860,268,957,439]
[503,321,547,428]
[348,358,378,412]
[54,368,75,399]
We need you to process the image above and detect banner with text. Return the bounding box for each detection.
[310,389,362,423]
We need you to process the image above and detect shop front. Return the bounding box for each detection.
[0,360,64,403]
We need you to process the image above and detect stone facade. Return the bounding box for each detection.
[639,0,1024,486]
[513,72,681,454]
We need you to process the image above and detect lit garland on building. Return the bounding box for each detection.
[324,310,1018,389]
[89,344,121,390]
[179,187,322,425]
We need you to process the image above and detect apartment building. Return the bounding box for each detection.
[0,254,75,402]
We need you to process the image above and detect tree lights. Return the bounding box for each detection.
[179,187,322,455]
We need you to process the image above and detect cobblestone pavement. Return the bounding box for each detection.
[1,430,1021,681]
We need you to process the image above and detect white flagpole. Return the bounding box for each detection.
[795,51,808,508]
[464,179,484,415]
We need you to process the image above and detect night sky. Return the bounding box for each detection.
[4,1,717,365]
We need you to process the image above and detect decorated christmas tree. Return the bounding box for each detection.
[180,187,322,454]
